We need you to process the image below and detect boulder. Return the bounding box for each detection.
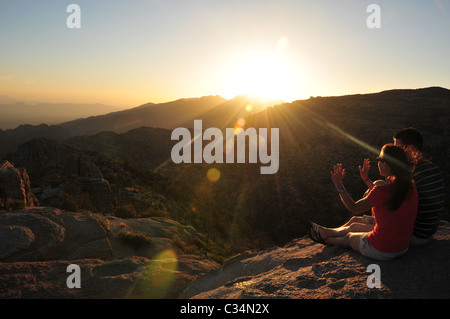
[0,208,109,262]
[0,207,219,298]
[0,225,35,259]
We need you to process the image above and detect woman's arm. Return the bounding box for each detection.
[331,164,373,214]
[359,158,375,190]
[334,185,373,214]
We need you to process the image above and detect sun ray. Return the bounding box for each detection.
[292,101,381,157]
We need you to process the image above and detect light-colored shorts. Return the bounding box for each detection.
[359,233,408,261]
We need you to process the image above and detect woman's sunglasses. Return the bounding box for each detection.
[376,156,386,163]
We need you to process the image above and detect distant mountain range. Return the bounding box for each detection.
[0,99,124,129]
[0,94,283,134]
[59,95,227,136]
[0,94,283,157]
[59,95,283,136]
[1,87,448,160]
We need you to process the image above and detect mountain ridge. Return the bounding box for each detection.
[58,95,228,136]
[0,101,124,130]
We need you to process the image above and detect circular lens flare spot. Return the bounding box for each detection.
[234,126,244,134]
[131,249,178,299]
[207,168,221,182]
[237,118,246,127]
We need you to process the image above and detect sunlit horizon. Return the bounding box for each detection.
[1,1,450,109]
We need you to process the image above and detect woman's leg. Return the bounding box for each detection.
[326,232,366,253]
[340,215,364,227]
[313,222,374,241]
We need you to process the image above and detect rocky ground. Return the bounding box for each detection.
[181,220,450,299]
[0,207,219,298]
[1,205,449,299]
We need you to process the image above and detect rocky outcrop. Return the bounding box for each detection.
[180,220,450,299]
[5,139,115,211]
[0,208,110,262]
[2,207,449,299]
[0,160,38,209]
[0,207,219,298]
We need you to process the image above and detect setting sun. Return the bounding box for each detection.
[224,37,300,102]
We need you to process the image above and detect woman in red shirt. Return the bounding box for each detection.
[310,144,418,261]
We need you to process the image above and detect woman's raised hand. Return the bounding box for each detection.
[358,158,371,181]
[331,163,345,188]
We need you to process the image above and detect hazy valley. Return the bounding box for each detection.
[0,98,126,130]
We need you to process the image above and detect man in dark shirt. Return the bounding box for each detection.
[393,128,445,246]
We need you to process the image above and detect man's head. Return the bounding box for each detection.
[393,127,423,151]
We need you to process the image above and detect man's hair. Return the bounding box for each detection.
[394,127,423,150]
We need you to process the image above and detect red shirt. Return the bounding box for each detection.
[367,183,418,253]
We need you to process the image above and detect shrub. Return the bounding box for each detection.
[5,198,25,211]
[113,205,137,219]
[61,192,78,211]
[118,231,152,249]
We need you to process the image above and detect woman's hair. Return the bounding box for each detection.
[380,144,414,211]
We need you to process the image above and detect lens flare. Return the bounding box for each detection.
[131,249,178,299]
[234,125,244,134]
[207,168,221,182]
[237,118,246,127]
[246,104,253,112]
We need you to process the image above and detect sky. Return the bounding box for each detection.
[0,0,449,108]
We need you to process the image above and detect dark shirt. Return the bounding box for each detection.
[412,160,445,239]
